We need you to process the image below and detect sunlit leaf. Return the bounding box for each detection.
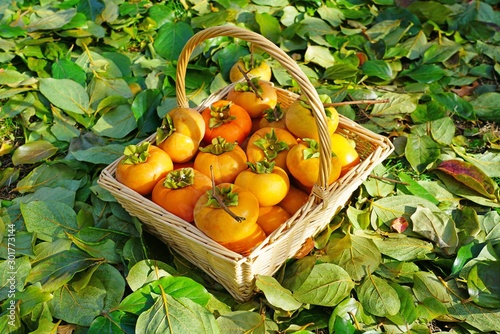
[11,140,58,166]
[371,233,434,262]
[217,311,266,334]
[357,274,400,317]
[405,134,440,173]
[21,201,79,242]
[410,205,458,255]
[154,21,193,61]
[256,275,302,312]
[126,259,177,292]
[39,78,90,114]
[293,263,354,307]
[135,295,220,334]
[412,271,451,304]
[319,233,381,281]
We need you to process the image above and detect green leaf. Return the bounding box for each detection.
[361,60,393,81]
[92,104,137,138]
[131,88,163,137]
[446,279,500,332]
[369,92,418,130]
[255,275,302,312]
[39,78,90,114]
[14,163,77,194]
[68,233,121,263]
[318,5,344,27]
[119,276,210,314]
[49,272,107,326]
[293,263,354,307]
[371,195,441,229]
[296,16,335,39]
[11,283,52,317]
[329,298,376,332]
[26,8,77,32]
[217,310,266,334]
[467,261,500,308]
[281,255,316,292]
[435,170,500,208]
[27,249,98,292]
[0,69,30,87]
[305,45,335,68]
[0,231,35,258]
[386,283,418,326]
[0,257,31,300]
[323,63,359,81]
[135,295,220,334]
[422,38,461,64]
[255,12,281,44]
[410,205,459,255]
[319,233,381,281]
[52,59,86,86]
[51,107,81,142]
[412,271,451,304]
[403,64,445,83]
[371,233,434,262]
[429,117,455,145]
[356,274,400,317]
[21,201,79,242]
[405,134,440,173]
[407,1,451,25]
[430,92,475,120]
[0,24,26,38]
[472,92,500,122]
[89,310,136,334]
[126,259,177,292]
[70,143,125,165]
[451,242,485,277]
[363,164,396,198]
[11,140,59,166]
[397,172,439,204]
[154,21,193,61]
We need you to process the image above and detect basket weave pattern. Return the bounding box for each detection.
[98,26,394,301]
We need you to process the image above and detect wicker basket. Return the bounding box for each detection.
[98,26,394,301]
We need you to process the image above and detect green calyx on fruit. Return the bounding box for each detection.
[209,102,236,129]
[122,142,151,165]
[156,114,176,144]
[247,160,276,174]
[199,137,236,155]
[263,104,284,123]
[163,168,195,189]
[253,128,288,160]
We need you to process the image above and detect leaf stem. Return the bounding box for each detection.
[209,166,245,223]
[323,99,389,107]
[368,174,409,185]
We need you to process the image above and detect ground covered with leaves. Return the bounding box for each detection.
[1,0,499,333]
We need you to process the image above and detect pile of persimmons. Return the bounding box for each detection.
[115,56,360,255]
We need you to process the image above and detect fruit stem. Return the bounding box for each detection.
[208,166,245,223]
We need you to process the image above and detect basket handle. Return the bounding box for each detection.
[175,26,332,193]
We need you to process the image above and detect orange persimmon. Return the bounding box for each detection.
[151,168,212,223]
[116,142,173,196]
[193,182,266,255]
[201,100,252,145]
